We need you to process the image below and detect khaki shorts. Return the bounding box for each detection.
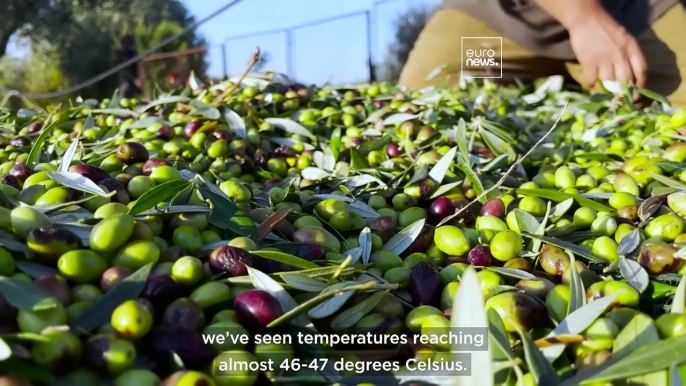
[399,4,686,106]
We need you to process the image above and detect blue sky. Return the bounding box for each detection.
[182,0,441,84]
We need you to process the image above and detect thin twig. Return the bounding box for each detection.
[213,47,261,105]
[437,102,569,228]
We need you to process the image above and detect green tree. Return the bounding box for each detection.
[1,0,206,101]
[380,6,432,83]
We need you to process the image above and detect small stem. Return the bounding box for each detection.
[213,47,261,105]
[437,102,569,228]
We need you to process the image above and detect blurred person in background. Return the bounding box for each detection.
[114,34,142,98]
[399,0,686,105]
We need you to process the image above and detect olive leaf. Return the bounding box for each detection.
[649,172,686,188]
[140,96,192,112]
[617,228,641,256]
[453,267,492,386]
[330,290,387,330]
[567,252,585,315]
[256,208,292,242]
[26,120,58,167]
[560,325,686,385]
[251,251,319,270]
[197,184,257,239]
[549,198,574,222]
[59,137,80,173]
[619,257,650,293]
[247,266,309,327]
[0,337,11,361]
[358,227,372,264]
[458,157,486,203]
[486,267,537,280]
[515,189,613,213]
[47,171,108,197]
[267,137,315,151]
[14,259,61,279]
[382,113,419,125]
[281,274,328,292]
[127,180,191,216]
[91,108,138,117]
[308,281,359,319]
[127,116,169,130]
[264,117,316,139]
[301,167,332,181]
[513,209,540,234]
[671,274,686,314]
[0,277,57,311]
[381,218,425,255]
[455,118,470,166]
[512,318,559,386]
[540,293,619,363]
[428,147,457,185]
[638,196,662,222]
[430,181,463,199]
[521,233,607,264]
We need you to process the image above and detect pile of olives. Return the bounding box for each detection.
[1,76,686,386]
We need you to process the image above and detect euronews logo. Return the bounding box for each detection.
[461,37,503,79]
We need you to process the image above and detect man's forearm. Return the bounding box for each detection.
[533,0,607,30]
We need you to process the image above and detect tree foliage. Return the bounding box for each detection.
[380,6,432,83]
[0,0,206,101]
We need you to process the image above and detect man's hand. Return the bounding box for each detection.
[533,0,648,89]
[567,9,648,89]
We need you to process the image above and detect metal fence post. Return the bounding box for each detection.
[221,43,228,79]
[366,11,375,83]
[285,29,294,80]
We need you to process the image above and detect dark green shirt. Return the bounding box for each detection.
[441,0,678,60]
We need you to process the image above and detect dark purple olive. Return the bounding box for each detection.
[100,267,133,293]
[373,100,385,109]
[297,245,326,261]
[480,198,506,218]
[34,275,71,306]
[156,125,174,140]
[452,199,480,224]
[507,198,521,213]
[184,121,204,138]
[408,262,441,307]
[70,164,110,183]
[144,327,214,369]
[468,245,493,267]
[142,158,173,176]
[1,175,21,189]
[162,298,205,332]
[9,165,32,181]
[10,136,31,147]
[254,153,268,169]
[213,130,233,142]
[429,197,453,225]
[316,185,334,195]
[208,246,260,277]
[140,275,188,312]
[234,289,283,331]
[273,146,296,158]
[263,178,281,190]
[238,157,255,174]
[365,217,398,243]
[115,142,149,164]
[28,122,43,134]
[98,178,131,205]
[0,295,17,321]
[403,224,435,256]
[387,143,401,158]
[27,227,83,259]
[475,146,495,159]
